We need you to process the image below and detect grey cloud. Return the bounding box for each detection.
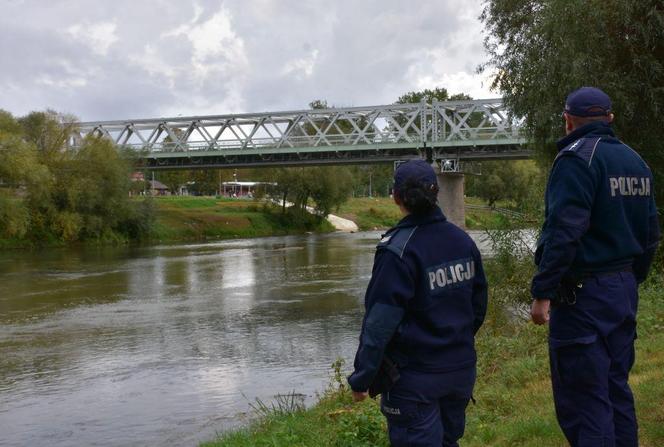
[0,0,489,121]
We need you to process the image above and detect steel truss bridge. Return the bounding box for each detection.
[72,99,530,170]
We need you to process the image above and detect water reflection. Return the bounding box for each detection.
[0,231,496,447]
[0,233,379,446]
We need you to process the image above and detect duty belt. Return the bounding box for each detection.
[556,267,633,306]
[577,266,633,281]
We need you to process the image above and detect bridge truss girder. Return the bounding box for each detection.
[71,99,529,169]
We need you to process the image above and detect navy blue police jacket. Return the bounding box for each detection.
[531,121,661,300]
[348,207,488,392]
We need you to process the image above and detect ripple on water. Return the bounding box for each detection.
[0,232,371,447]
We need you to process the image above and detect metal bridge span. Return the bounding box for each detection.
[73,99,530,170]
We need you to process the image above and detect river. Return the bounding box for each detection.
[0,231,493,446]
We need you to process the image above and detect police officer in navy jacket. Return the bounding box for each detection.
[531,87,661,447]
[348,159,488,447]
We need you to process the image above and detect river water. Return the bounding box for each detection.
[0,231,492,446]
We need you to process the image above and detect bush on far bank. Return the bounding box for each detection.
[0,110,154,246]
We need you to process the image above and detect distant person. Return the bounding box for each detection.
[348,159,488,446]
[530,87,660,446]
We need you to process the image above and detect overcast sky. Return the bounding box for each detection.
[0,0,495,122]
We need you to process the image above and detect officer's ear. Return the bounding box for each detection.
[563,112,574,135]
[393,190,402,206]
[607,113,615,124]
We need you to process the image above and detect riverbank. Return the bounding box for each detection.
[153,196,518,241]
[337,196,517,231]
[0,196,336,248]
[0,196,519,248]
[202,284,664,447]
[150,196,335,242]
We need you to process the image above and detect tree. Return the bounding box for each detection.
[0,113,48,188]
[0,109,154,243]
[187,169,226,196]
[302,99,364,142]
[0,110,22,136]
[157,170,190,194]
[481,0,664,208]
[19,110,77,159]
[466,160,542,208]
[346,164,394,197]
[394,88,480,140]
[396,88,472,105]
[308,99,329,110]
[308,166,354,216]
[0,111,33,238]
[266,166,353,217]
[396,88,450,104]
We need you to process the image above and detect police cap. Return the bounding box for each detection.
[394,159,437,193]
[564,87,612,117]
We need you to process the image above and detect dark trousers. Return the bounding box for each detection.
[549,272,638,447]
[380,366,475,447]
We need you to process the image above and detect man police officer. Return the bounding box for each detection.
[349,159,488,447]
[531,87,661,447]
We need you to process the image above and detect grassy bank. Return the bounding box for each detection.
[337,196,517,231]
[202,283,664,447]
[0,196,516,248]
[0,196,334,248]
[337,197,402,230]
[150,196,335,242]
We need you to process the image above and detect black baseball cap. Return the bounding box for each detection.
[564,87,612,117]
[394,159,437,192]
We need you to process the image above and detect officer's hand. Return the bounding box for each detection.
[530,299,551,325]
[352,391,369,403]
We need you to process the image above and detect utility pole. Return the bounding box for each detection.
[368,171,373,198]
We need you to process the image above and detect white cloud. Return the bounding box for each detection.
[35,74,87,89]
[66,21,118,56]
[281,49,319,79]
[165,6,249,84]
[400,0,495,99]
[414,71,495,100]
[128,44,180,87]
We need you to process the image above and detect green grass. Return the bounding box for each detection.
[465,209,512,230]
[202,285,664,447]
[0,195,521,248]
[150,196,335,242]
[0,196,335,248]
[337,196,521,231]
[337,197,403,231]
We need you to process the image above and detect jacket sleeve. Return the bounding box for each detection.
[471,244,488,334]
[531,155,597,299]
[633,195,661,283]
[347,249,413,392]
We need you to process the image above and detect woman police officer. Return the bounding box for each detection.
[348,159,488,447]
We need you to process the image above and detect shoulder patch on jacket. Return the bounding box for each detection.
[559,137,602,166]
[377,226,418,258]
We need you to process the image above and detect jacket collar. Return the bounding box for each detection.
[395,206,447,229]
[556,121,616,151]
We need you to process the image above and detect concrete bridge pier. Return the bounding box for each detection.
[436,171,465,229]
